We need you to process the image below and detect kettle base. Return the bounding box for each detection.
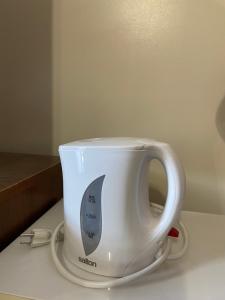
[49,219,188,288]
[61,238,163,278]
[61,247,118,281]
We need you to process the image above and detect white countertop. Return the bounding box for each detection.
[1,201,225,300]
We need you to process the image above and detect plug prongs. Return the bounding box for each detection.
[20,232,34,244]
[20,233,34,237]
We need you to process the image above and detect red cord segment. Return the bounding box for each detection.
[168,227,179,238]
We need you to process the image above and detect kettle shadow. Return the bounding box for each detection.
[107,186,187,299]
[110,262,187,299]
[112,186,225,298]
[111,219,225,300]
[216,96,225,143]
[148,186,225,270]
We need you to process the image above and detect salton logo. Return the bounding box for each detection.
[79,256,97,267]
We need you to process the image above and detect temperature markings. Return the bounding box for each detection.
[85,231,95,239]
[88,195,96,203]
[85,213,96,219]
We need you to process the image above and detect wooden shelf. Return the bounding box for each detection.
[0,153,63,251]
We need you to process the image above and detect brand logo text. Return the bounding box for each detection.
[78,256,97,267]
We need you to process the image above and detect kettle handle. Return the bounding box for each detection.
[144,141,185,242]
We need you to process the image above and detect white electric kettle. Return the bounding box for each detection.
[58,137,185,281]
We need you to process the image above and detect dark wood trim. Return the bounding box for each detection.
[0,153,63,251]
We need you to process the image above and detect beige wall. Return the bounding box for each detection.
[53,0,225,214]
[0,0,52,155]
[4,1,225,213]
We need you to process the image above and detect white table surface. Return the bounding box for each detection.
[1,201,225,300]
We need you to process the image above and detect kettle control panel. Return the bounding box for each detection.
[80,175,105,256]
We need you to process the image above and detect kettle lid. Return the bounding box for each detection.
[59,137,151,150]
